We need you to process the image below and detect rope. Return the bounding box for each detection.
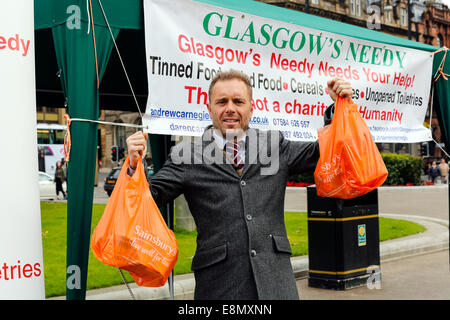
[432,137,450,159]
[431,46,449,82]
[426,77,450,159]
[63,114,148,162]
[63,114,72,163]
[97,0,143,119]
[88,0,100,88]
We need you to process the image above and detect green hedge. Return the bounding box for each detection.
[289,153,423,186]
[381,153,423,186]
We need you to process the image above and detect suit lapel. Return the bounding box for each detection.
[241,127,263,178]
[202,126,238,177]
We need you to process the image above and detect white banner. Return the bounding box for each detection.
[0,1,45,299]
[143,0,433,143]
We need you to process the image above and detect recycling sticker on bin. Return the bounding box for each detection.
[358,224,367,246]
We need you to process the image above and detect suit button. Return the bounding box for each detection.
[246,214,252,221]
[240,180,246,186]
[250,250,257,257]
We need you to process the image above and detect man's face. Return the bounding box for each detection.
[207,79,253,137]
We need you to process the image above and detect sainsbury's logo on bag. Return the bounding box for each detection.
[134,225,177,257]
[316,154,343,184]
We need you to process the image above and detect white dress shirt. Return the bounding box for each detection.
[212,129,246,165]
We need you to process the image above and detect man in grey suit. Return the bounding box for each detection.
[126,70,353,300]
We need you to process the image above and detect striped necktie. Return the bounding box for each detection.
[225,140,244,172]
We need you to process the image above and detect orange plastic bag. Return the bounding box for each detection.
[314,96,388,199]
[91,157,178,287]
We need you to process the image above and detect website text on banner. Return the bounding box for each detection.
[143,0,433,143]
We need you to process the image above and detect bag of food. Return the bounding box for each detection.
[314,96,388,199]
[91,157,178,287]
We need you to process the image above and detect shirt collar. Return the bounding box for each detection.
[212,129,246,149]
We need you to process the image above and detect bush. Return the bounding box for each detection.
[289,171,314,184]
[288,153,423,186]
[381,153,423,185]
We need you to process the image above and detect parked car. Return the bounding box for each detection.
[104,165,155,197]
[39,171,66,200]
[104,166,121,197]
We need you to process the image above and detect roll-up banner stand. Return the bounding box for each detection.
[0,0,46,299]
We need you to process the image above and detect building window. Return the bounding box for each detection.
[311,0,319,4]
[437,33,443,47]
[400,7,407,26]
[350,0,361,16]
[385,8,391,22]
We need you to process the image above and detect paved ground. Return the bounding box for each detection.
[285,184,449,220]
[297,250,450,300]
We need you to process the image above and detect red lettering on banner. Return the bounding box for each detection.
[318,61,360,80]
[362,67,390,84]
[184,86,208,106]
[23,264,33,278]
[0,33,31,57]
[178,34,260,66]
[0,260,42,281]
[270,53,314,78]
[284,100,327,116]
[392,72,415,90]
[33,263,42,277]
[252,97,269,111]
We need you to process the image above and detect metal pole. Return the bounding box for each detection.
[305,0,309,13]
[163,135,175,300]
[407,0,411,40]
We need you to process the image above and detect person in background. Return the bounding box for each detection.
[439,158,449,184]
[38,148,46,172]
[428,160,440,184]
[55,161,66,199]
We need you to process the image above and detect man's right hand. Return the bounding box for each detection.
[126,131,148,169]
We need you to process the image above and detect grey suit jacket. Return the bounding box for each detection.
[147,121,329,299]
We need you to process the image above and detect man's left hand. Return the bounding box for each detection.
[327,77,353,102]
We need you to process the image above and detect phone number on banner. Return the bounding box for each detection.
[280,130,315,140]
[272,118,310,128]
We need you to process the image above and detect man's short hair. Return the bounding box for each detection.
[208,69,253,102]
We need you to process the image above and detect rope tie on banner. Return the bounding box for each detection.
[63,114,72,163]
[426,47,450,159]
[63,114,148,162]
[431,46,449,82]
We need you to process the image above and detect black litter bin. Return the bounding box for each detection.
[307,185,381,290]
